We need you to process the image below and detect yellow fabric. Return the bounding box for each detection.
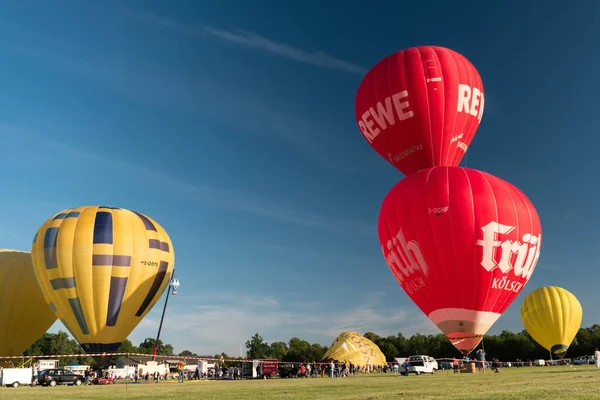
[0,250,56,355]
[31,206,174,349]
[521,286,582,355]
[322,331,387,367]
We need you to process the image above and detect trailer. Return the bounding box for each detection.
[0,367,33,388]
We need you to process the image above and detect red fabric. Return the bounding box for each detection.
[355,46,484,176]
[378,166,541,331]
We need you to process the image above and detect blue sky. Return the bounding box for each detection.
[1,0,599,356]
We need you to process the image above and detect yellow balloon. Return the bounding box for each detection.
[520,286,582,356]
[322,332,387,367]
[0,250,57,355]
[31,206,174,353]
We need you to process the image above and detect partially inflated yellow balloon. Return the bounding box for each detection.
[521,286,582,356]
[0,250,57,355]
[322,332,387,367]
[31,206,174,353]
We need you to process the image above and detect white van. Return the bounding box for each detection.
[0,367,33,388]
[397,355,438,375]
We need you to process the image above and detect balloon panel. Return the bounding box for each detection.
[0,250,57,355]
[31,206,174,353]
[355,46,484,176]
[521,286,582,356]
[378,167,541,352]
[322,332,387,367]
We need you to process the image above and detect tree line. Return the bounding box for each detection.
[244,325,600,362]
[17,324,600,367]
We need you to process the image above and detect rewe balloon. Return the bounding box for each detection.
[355,46,484,176]
[378,167,541,353]
[31,206,174,353]
[521,286,582,357]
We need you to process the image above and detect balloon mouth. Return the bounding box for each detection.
[81,342,122,354]
[551,344,569,357]
[447,333,484,354]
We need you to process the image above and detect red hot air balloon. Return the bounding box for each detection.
[355,46,484,176]
[378,167,541,353]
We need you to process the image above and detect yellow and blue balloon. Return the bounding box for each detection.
[31,206,174,353]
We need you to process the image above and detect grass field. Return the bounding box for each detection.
[2,365,600,400]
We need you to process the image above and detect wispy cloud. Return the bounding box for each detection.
[46,289,438,356]
[122,291,424,355]
[0,37,374,176]
[47,290,425,356]
[203,27,367,75]
[2,123,375,237]
[130,10,367,75]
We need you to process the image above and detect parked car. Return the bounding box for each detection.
[38,369,84,387]
[397,355,438,375]
[278,363,299,378]
[573,356,594,365]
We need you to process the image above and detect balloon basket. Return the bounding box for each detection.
[460,362,476,374]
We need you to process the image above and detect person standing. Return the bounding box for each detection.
[177,361,185,383]
[594,348,600,368]
[31,363,39,387]
[475,349,486,373]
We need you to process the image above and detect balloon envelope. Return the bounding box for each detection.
[355,46,484,176]
[521,286,582,356]
[0,250,57,355]
[322,332,387,367]
[31,206,174,353]
[378,167,541,353]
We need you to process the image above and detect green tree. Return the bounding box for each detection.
[116,339,139,354]
[24,331,85,366]
[138,338,174,355]
[245,333,270,359]
[268,341,288,361]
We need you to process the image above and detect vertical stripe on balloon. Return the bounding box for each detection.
[135,261,169,317]
[68,297,89,335]
[133,211,157,231]
[93,211,114,244]
[106,277,128,326]
[43,227,59,269]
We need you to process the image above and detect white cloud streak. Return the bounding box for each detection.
[203,27,368,75]
[0,37,374,176]
[130,10,367,75]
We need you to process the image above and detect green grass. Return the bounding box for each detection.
[3,365,600,400]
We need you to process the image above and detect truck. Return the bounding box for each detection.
[396,355,438,376]
[259,360,278,379]
[0,367,33,388]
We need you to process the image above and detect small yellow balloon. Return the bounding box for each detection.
[521,286,582,356]
[0,250,57,355]
[31,206,174,353]
[322,332,387,367]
